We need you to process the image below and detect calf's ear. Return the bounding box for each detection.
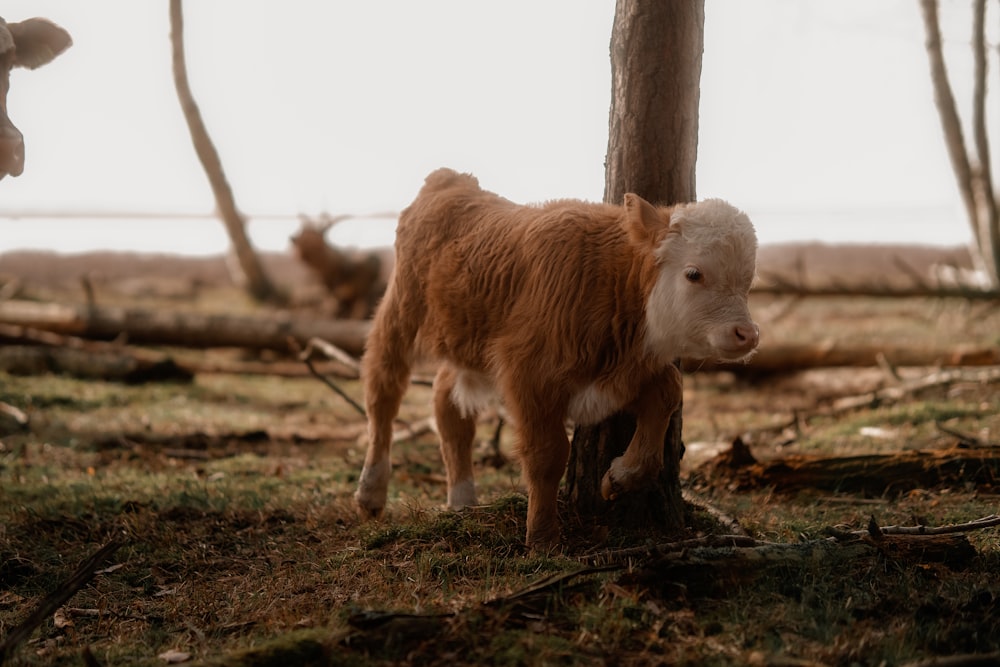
[623,193,667,247]
[8,18,72,70]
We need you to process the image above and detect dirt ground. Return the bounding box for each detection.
[1,243,999,666]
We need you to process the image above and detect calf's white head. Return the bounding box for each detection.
[626,194,759,363]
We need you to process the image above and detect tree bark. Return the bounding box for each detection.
[603,0,704,205]
[169,0,280,303]
[566,0,705,538]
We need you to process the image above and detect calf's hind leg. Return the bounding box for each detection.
[433,365,479,508]
[355,281,418,519]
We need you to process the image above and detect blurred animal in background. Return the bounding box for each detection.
[290,214,393,319]
[0,16,72,180]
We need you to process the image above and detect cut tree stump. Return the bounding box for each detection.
[699,438,1000,495]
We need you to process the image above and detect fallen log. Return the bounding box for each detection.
[707,342,1000,373]
[3,299,998,373]
[0,345,193,383]
[0,299,371,356]
[699,438,1000,496]
[751,282,1000,301]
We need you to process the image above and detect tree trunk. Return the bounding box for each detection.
[168,0,281,303]
[918,0,1000,288]
[566,0,705,538]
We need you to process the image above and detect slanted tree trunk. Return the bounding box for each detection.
[565,0,705,537]
[168,0,280,303]
[919,0,1000,288]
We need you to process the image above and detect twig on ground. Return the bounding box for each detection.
[829,514,1000,540]
[300,337,361,376]
[392,418,433,443]
[0,401,28,426]
[900,651,1000,667]
[294,336,427,437]
[578,534,760,566]
[485,564,623,606]
[291,337,367,419]
[0,540,122,664]
[876,514,1000,536]
[683,489,748,536]
[829,366,1000,415]
[935,419,997,448]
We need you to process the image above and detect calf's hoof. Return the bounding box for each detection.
[600,469,620,501]
[525,528,561,552]
[600,456,651,500]
[354,493,385,521]
[525,512,561,551]
[355,461,390,520]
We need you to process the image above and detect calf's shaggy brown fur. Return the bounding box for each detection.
[356,168,759,548]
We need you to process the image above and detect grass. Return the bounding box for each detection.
[2,293,1000,665]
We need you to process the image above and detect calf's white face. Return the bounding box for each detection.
[644,198,759,363]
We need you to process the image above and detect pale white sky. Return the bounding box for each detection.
[0,0,996,253]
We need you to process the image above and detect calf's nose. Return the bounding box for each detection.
[734,323,759,351]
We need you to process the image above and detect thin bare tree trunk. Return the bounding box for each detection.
[970,0,1000,286]
[919,0,1000,288]
[168,0,280,302]
[566,0,705,538]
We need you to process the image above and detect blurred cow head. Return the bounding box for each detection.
[0,17,71,180]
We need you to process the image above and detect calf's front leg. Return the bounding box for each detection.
[601,365,683,500]
[506,391,571,549]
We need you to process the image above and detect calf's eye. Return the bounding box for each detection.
[684,267,703,283]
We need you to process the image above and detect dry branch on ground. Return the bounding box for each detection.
[0,540,121,664]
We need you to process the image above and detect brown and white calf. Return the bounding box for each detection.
[0,16,72,180]
[356,168,759,548]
